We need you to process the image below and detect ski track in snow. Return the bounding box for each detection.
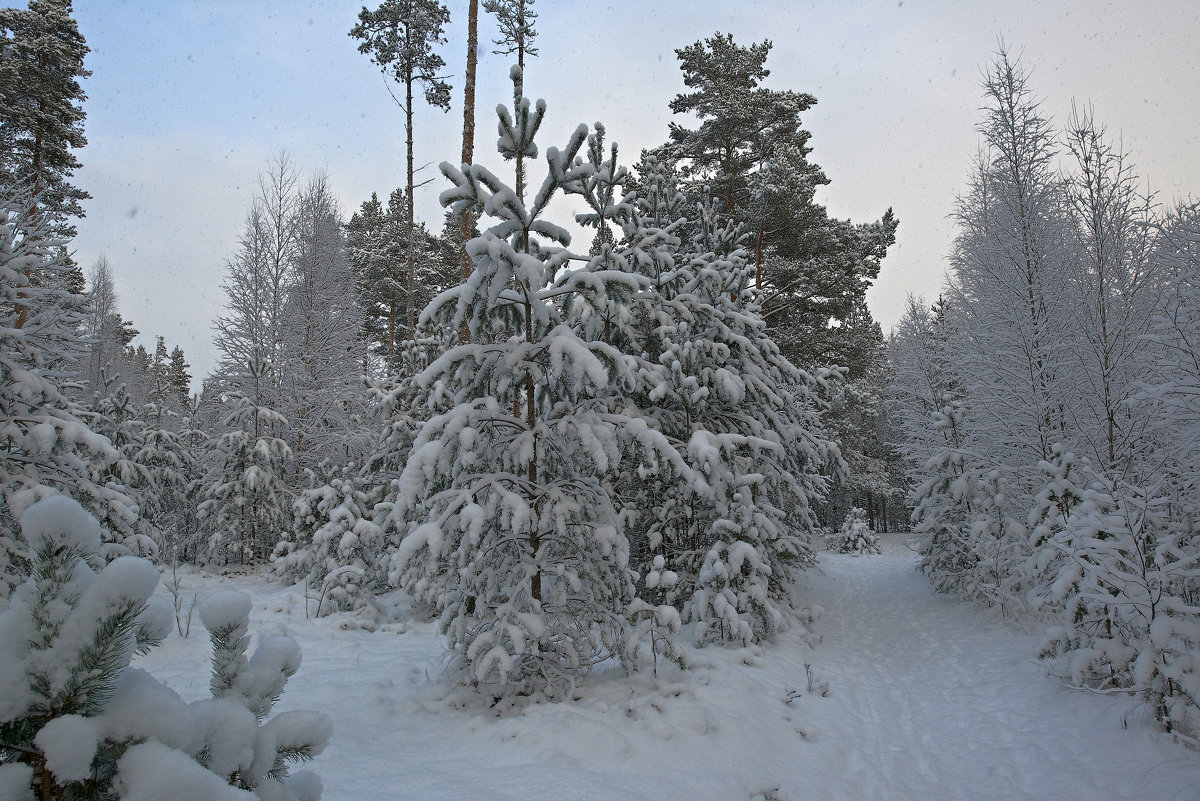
[136,537,1200,801]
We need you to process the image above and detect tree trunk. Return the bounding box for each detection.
[458,0,479,344]
[755,220,764,290]
[15,108,47,330]
[405,31,417,343]
[387,300,396,372]
[525,295,540,603]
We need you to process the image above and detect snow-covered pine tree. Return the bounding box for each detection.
[200,354,295,565]
[80,383,161,558]
[197,590,332,796]
[908,401,982,597]
[1038,474,1200,739]
[830,507,880,555]
[663,32,896,370]
[134,388,205,567]
[0,185,137,605]
[549,127,696,666]
[561,136,836,648]
[660,197,836,646]
[891,296,987,597]
[1024,444,1088,614]
[0,496,329,800]
[274,462,387,617]
[964,469,1029,614]
[390,70,684,699]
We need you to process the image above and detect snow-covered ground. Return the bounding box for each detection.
[138,536,1200,801]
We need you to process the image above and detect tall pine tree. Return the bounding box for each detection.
[351,0,452,351]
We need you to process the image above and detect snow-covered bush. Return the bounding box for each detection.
[0,496,330,800]
[1038,475,1200,741]
[829,507,880,556]
[274,469,386,617]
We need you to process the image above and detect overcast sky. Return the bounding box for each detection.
[70,0,1200,383]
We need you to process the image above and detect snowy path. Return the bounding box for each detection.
[139,540,1200,801]
[800,537,1200,800]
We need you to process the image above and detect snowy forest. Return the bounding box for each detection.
[2,1,1199,799]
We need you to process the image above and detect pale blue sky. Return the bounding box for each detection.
[70,0,1200,382]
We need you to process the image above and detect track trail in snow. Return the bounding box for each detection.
[801,535,1197,801]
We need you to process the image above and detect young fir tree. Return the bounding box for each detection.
[389,71,681,699]
[891,296,985,596]
[1023,443,1088,613]
[199,354,295,566]
[830,507,880,556]
[1038,473,1200,739]
[274,462,386,617]
[351,0,452,348]
[0,496,330,801]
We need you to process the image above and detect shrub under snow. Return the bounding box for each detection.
[0,496,331,801]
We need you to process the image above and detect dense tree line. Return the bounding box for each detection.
[892,49,1200,741]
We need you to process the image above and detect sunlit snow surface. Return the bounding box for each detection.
[136,536,1200,801]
